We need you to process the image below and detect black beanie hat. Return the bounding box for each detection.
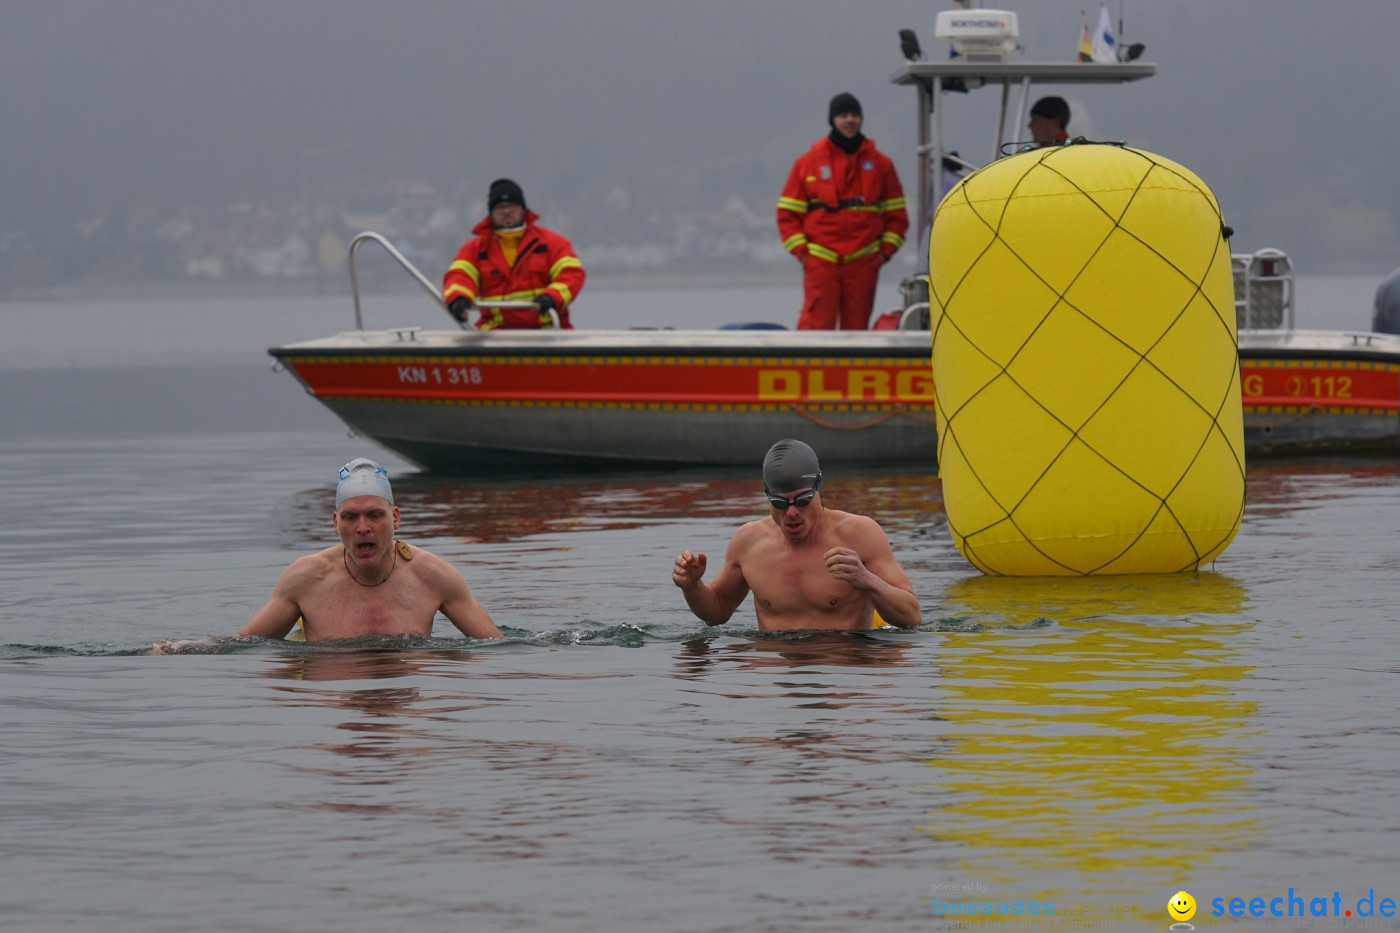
[1029,95,1070,129]
[828,92,863,126]
[488,178,526,211]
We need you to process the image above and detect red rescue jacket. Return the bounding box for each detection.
[442,211,586,330]
[776,135,908,264]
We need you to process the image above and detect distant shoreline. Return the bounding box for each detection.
[2,268,804,304]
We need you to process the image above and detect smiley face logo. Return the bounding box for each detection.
[1168,890,1197,922]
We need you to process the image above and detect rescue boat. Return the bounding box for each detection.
[270,248,938,469]
[268,15,1399,471]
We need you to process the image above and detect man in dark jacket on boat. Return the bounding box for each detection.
[1373,265,1400,334]
[672,439,921,632]
[443,178,586,330]
[1029,96,1071,147]
[777,93,908,331]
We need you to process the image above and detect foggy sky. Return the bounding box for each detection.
[4,0,1400,271]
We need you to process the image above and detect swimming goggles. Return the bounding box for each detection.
[765,487,819,510]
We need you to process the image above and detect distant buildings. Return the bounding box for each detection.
[0,181,825,299]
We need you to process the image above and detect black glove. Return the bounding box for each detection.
[447,296,474,322]
[881,252,893,265]
[535,294,557,314]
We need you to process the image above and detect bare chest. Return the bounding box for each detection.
[746,545,860,615]
[300,573,438,640]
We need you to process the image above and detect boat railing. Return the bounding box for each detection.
[898,302,931,331]
[896,274,933,331]
[347,230,559,330]
[1232,248,1294,331]
[348,231,458,330]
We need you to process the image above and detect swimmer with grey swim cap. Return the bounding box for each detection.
[335,457,395,508]
[762,439,823,495]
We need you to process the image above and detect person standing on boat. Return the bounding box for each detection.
[671,439,921,632]
[1373,265,1400,334]
[443,178,586,330]
[237,459,502,642]
[777,93,908,331]
[1028,95,1071,147]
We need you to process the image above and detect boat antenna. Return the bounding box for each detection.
[1116,0,1147,61]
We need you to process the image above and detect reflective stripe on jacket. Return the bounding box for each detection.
[443,210,586,330]
[776,135,908,264]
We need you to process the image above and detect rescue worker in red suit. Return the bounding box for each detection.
[443,178,585,330]
[777,93,908,331]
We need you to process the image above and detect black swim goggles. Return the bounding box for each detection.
[764,478,821,511]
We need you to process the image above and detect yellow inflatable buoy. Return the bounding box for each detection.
[929,144,1244,575]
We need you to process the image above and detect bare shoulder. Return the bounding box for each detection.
[279,547,340,589]
[728,518,776,554]
[400,544,469,589]
[824,509,891,546]
[401,542,450,572]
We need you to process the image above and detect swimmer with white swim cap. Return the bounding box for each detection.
[672,439,921,632]
[234,458,500,642]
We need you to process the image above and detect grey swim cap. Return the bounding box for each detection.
[762,439,822,495]
[335,458,394,508]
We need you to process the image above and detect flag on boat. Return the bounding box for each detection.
[1077,12,1094,62]
[1091,5,1117,63]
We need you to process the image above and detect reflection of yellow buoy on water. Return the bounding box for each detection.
[930,144,1245,575]
[929,573,1257,880]
[943,571,1249,625]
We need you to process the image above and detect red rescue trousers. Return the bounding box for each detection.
[796,253,884,331]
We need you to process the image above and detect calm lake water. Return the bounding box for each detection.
[3,281,1398,933]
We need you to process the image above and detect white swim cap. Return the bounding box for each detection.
[335,458,394,508]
